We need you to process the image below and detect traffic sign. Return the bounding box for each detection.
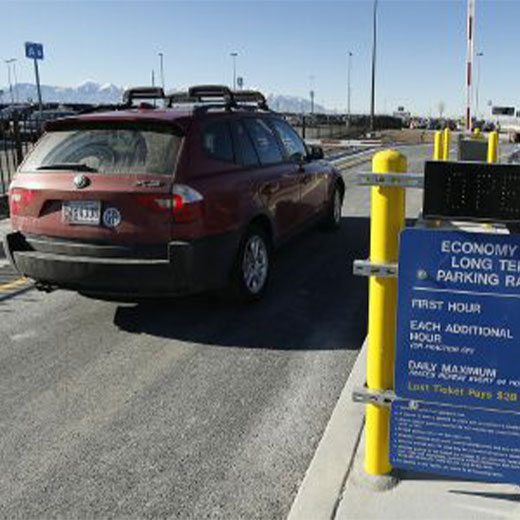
[395,228,520,412]
[25,42,44,61]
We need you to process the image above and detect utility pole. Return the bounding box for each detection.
[158,52,164,90]
[230,52,238,90]
[347,51,353,127]
[370,0,378,132]
[466,0,476,132]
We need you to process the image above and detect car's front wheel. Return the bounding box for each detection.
[231,225,271,302]
[322,184,343,231]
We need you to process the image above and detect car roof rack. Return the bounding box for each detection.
[123,86,165,107]
[232,90,269,110]
[165,85,270,113]
[188,85,235,104]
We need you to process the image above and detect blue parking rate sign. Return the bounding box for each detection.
[25,42,44,60]
[395,228,520,412]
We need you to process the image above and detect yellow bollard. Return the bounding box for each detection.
[488,131,499,163]
[433,131,443,160]
[473,127,483,139]
[442,128,450,161]
[365,149,407,475]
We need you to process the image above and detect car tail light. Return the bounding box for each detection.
[172,185,203,223]
[9,188,36,215]
[136,185,203,223]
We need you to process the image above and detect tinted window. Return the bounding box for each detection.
[230,120,259,167]
[243,118,283,165]
[272,118,307,159]
[20,128,181,175]
[202,121,234,162]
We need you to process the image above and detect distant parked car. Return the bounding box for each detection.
[4,85,344,302]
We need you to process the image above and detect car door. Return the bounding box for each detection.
[270,117,328,222]
[241,117,303,238]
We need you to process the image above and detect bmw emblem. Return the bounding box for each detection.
[103,207,122,228]
[74,174,90,189]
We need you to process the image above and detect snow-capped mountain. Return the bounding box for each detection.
[0,81,328,112]
[0,81,124,105]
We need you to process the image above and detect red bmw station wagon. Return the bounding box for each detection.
[4,86,345,301]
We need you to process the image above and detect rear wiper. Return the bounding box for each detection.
[37,163,98,172]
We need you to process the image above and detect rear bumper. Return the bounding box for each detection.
[4,231,240,297]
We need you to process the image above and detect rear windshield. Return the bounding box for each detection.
[20,127,182,175]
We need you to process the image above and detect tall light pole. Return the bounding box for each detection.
[12,59,19,103]
[370,0,378,132]
[158,52,164,90]
[309,74,315,115]
[347,51,353,127]
[476,51,483,121]
[230,52,238,90]
[4,58,16,105]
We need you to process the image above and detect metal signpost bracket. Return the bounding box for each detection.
[352,387,396,407]
[357,172,424,189]
[353,259,398,278]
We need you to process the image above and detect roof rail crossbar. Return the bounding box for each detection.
[232,90,269,110]
[187,85,236,108]
[123,86,165,106]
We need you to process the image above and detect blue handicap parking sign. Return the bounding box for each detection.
[25,42,44,60]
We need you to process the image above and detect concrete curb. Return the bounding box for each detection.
[287,339,367,520]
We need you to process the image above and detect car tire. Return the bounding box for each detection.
[322,184,343,231]
[231,225,271,303]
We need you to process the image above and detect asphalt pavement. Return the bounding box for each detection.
[0,144,433,519]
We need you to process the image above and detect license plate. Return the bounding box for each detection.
[62,201,101,225]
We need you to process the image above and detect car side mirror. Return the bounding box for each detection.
[308,145,324,161]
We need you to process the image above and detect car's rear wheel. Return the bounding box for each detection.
[322,184,343,231]
[231,225,271,302]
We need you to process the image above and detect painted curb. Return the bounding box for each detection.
[287,339,368,520]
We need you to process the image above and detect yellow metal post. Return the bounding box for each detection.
[365,149,407,475]
[473,127,483,139]
[433,131,443,160]
[488,131,499,163]
[442,128,450,160]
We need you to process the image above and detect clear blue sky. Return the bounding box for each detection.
[0,0,518,116]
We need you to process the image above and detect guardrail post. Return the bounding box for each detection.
[433,130,443,160]
[487,131,499,163]
[442,128,450,161]
[365,149,407,475]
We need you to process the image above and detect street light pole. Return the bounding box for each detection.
[158,52,165,90]
[476,51,483,121]
[370,0,379,132]
[12,60,19,103]
[5,59,15,105]
[230,52,238,90]
[347,51,353,127]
